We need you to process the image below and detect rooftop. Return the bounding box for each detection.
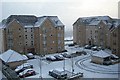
[0,49,28,63]
[92,50,111,58]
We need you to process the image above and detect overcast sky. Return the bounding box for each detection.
[1,0,120,38]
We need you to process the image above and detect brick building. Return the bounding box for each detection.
[73,16,120,57]
[1,15,64,55]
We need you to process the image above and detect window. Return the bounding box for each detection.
[58,40,61,44]
[95,30,98,33]
[51,34,52,36]
[31,41,33,45]
[113,33,117,37]
[58,46,61,49]
[19,35,21,38]
[58,33,61,37]
[113,42,116,45]
[95,36,97,38]
[59,27,63,30]
[43,27,47,33]
[25,28,27,32]
[31,28,33,32]
[19,43,21,45]
[91,31,92,34]
[25,35,27,39]
[31,34,33,39]
[53,41,55,43]
[43,41,46,44]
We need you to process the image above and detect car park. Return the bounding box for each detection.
[49,69,67,79]
[15,63,33,74]
[54,55,64,60]
[19,69,36,78]
[46,56,56,61]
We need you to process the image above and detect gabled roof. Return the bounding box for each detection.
[0,49,28,63]
[48,16,64,27]
[89,20,100,26]
[0,19,6,29]
[34,16,47,27]
[34,16,64,27]
[74,16,112,26]
[6,15,37,27]
[92,50,111,58]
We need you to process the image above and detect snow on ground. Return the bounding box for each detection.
[25,43,119,79]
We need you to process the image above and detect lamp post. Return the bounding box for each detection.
[63,58,65,73]
[39,55,42,79]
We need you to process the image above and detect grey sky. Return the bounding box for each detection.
[1,0,119,38]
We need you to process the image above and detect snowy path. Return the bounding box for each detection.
[75,55,120,74]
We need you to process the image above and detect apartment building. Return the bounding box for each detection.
[1,15,64,54]
[73,16,120,57]
[34,16,64,55]
[110,19,120,57]
[0,22,5,53]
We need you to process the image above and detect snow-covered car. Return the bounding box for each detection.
[46,56,56,61]
[19,69,36,78]
[15,63,33,74]
[91,46,98,51]
[76,51,87,55]
[68,44,75,47]
[61,53,71,58]
[49,69,67,79]
[26,53,35,59]
[54,55,64,60]
[98,46,104,50]
[84,45,91,49]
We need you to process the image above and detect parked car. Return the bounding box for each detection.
[49,69,67,79]
[15,63,33,74]
[61,50,68,52]
[46,56,56,61]
[61,53,71,58]
[76,51,87,55]
[91,46,98,51]
[26,53,35,59]
[19,69,36,78]
[84,45,91,49]
[68,44,75,47]
[54,55,64,60]
[98,46,104,50]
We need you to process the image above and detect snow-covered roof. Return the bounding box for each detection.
[112,19,120,27]
[76,16,112,26]
[0,49,28,63]
[92,50,111,58]
[34,16,47,27]
[24,25,34,28]
[27,53,33,56]
[48,16,64,27]
[0,22,5,29]
[89,20,100,26]
[34,16,64,27]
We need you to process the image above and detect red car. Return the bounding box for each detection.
[19,69,36,78]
